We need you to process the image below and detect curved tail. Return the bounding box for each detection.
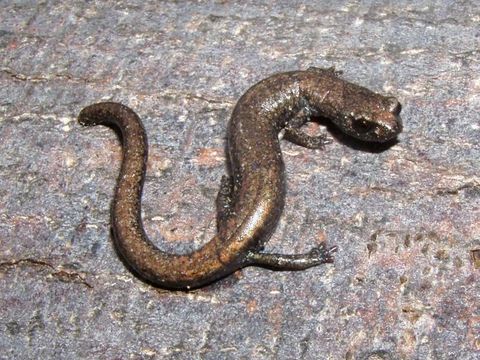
[78,102,239,290]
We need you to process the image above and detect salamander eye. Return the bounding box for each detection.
[352,119,375,134]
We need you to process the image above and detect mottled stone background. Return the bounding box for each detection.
[1,1,479,359]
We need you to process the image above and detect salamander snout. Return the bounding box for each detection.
[376,114,402,141]
[344,96,403,143]
[374,96,403,141]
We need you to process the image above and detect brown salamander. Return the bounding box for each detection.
[78,68,402,290]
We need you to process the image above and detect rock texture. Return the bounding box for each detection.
[1,1,478,359]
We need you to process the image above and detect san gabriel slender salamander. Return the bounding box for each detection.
[78,68,402,290]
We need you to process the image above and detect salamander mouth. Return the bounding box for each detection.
[349,114,402,142]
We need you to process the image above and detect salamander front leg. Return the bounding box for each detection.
[246,244,337,270]
[283,109,332,149]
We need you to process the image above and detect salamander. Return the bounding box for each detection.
[78,68,402,290]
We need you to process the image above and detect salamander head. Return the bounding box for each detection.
[332,93,403,143]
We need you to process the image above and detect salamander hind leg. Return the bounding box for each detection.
[246,243,337,271]
[284,109,332,149]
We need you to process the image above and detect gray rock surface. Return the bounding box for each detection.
[1,1,478,359]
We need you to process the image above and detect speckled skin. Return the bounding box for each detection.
[78,68,402,290]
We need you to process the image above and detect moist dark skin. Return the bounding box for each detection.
[78,68,402,290]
